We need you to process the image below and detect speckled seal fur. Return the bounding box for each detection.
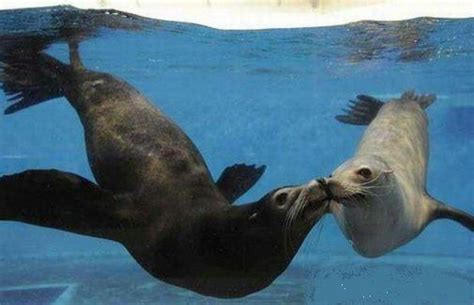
[0,41,329,298]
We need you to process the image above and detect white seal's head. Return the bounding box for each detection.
[323,154,406,257]
[325,154,395,205]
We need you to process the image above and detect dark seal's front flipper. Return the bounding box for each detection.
[431,199,474,231]
[0,169,133,241]
[216,164,266,203]
[336,95,385,125]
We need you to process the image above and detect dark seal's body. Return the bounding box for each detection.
[0,43,328,297]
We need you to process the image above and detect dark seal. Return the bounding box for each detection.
[0,41,328,298]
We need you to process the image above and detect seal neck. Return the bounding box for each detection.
[182,201,289,297]
[201,201,282,264]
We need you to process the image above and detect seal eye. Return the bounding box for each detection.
[275,192,288,206]
[357,168,372,179]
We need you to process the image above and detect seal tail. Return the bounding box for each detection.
[430,198,474,231]
[335,94,384,125]
[0,51,68,115]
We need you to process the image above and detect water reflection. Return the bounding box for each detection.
[345,18,438,63]
[0,6,150,56]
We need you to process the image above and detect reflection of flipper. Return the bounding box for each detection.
[69,40,84,70]
[335,95,384,125]
[0,8,145,57]
[216,164,266,203]
[1,39,89,114]
[431,199,474,231]
[0,169,131,240]
[1,50,68,114]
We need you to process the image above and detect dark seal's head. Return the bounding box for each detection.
[255,179,330,259]
[187,179,329,298]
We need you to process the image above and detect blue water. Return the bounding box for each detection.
[0,6,472,304]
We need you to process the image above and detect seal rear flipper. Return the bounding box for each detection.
[430,199,474,231]
[1,50,68,114]
[335,95,384,125]
[399,90,436,109]
[0,169,132,240]
[216,164,266,203]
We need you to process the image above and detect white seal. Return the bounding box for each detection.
[325,91,473,258]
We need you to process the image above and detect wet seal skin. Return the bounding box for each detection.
[0,41,329,298]
[324,91,474,258]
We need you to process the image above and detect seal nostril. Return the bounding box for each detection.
[275,192,288,206]
[319,180,333,200]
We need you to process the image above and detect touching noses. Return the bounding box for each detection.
[317,177,334,201]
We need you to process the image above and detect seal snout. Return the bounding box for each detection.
[322,177,367,208]
[316,177,334,201]
[304,178,330,204]
[298,179,330,221]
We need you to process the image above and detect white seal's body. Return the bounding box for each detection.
[327,92,473,257]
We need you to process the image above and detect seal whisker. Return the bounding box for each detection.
[283,211,294,259]
[284,191,309,260]
[359,185,393,198]
[286,197,302,255]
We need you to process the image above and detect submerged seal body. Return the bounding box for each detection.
[324,91,473,258]
[0,42,329,297]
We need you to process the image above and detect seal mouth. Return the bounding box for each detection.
[300,180,331,220]
[319,178,366,208]
[317,178,332,201]
[302,198,329,222]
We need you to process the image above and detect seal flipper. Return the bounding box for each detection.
[1,51,68,114]
[216,164,266,203]
[0,169,133,240]
[335,95,384,125]
[399,90,436,109]
[430,198,474,231]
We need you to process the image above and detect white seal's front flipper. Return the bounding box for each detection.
[430,198,474,231]
[0,169,134,241]
[335,91,437,126]
[335,94,385,126]
[216,163,266,203]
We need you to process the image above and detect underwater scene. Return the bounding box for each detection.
[0,6,472,305]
